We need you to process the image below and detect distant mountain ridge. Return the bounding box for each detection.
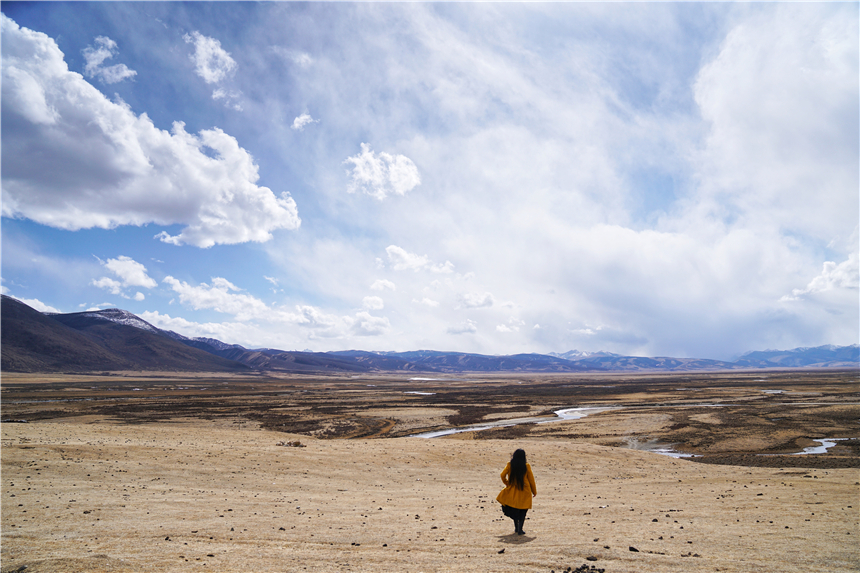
[550,345,858,370]
[1,296,248,373]
[2,296,857,374]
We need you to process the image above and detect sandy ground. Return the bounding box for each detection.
[2,416,858,573]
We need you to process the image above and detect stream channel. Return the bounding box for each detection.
[411,404,854,458]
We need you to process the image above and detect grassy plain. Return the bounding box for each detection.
[2,370,858,572]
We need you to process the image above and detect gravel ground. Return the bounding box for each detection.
[3,417,858,572]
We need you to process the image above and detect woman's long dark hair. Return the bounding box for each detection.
[510,449,527,490]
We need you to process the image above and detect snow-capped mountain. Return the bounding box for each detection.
[549,350,622,361]
[82,308,160,333]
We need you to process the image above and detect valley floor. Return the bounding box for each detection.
[1,371,858,572]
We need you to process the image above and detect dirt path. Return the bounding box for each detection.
[3,417,858,572]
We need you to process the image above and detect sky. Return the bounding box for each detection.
[1,2,857,361]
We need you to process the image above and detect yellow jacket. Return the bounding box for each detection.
[496,462,536,509]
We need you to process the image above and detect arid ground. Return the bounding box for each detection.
[2,370,858,572]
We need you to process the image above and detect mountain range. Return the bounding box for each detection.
[2,295,857,374]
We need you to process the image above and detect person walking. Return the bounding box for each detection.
[496,448,536,535]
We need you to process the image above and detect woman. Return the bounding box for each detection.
[496,448,536,535]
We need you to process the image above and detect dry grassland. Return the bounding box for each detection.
[2,371,858,572]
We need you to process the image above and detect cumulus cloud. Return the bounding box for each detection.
[102,256,157,289]
[370,279,396,291]
[350,311,390,336]
[782,252,859,301]
[362,296,384,310]
[496,318,524,333]
[82,36,136,84]
[91,255,156,298]
[91,277,123,295]
[291,113,317,131]
[183,31,241,110]
[459,292,495,309]
[447,319,477,335]
[183,31,236,84]
[386,245,429,271]
[345,143,421,200]
[385,245,453,273]
[163,276,272,320]
[414,297,440,308]
[1,15,300,248]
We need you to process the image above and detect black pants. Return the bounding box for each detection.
[501,505,528,532]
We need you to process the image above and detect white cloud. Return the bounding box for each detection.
[370,279,396,291]
[140,310,258,345]
[290,52,313,67]
[459,292,495,309]
[362,296,384,310]
[385,245,453,273]
[294,305,339,329]
[163,276,272,320]
[385,245,429,271]
[270,46,313,68]
[83,302,116,311]
[91,277,123,296]
[692,5,858,241]
[11,296,61,314]
[345,143,421,200]
[496,317,524,333]
[82,36,136,84]
[183,31,236,84]
[102,256,157,289]
[430,261,455,274]
[350,311,390,336]
[782,252,859,301]
[1,15,300,248]
[263,275,284,294]
[91,255,156,298]
[291,113,318,131]
[133,292,145,301]
[447,319,477,335]
[212,88,243,111]
[162,274,391,340]
[3,7,856,359]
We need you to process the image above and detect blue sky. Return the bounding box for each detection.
[2,2,857,360]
